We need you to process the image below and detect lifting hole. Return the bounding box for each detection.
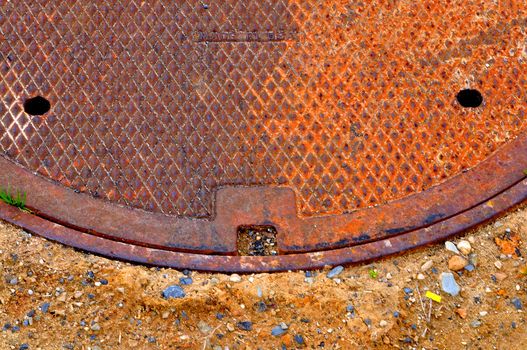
[23,95,51,115]
[456,89,483,108]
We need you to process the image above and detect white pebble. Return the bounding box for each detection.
[229,274,242,282]
[445,241,460,254]
[421,260,433,271]
[417,273,425,280]
[494,261,503,269]
[386,273,393,279]
[457,240,472,255]
[379,320,388,327]
[479,311,488,317]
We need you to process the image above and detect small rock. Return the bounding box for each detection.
[457,240,472,255]
[161,285,185,299]
[237,321,252,331]
[90,323,101,331]
[403,287,413,295]
[470,320,482,328]
[417,273,425,280]
[294,334,305,345]
[271,325,287,336]
[40,303,50,313]
[445,241,460,254]
[441,272,461,296]
[226,323,235,332]
[479,311,488,317]
[455,308,467,319]
[379,320,388,327]
[421,260,433,271]
[229,274,242,283]
[448,255,468,271]
[494,261,503,269]
[9,277,18,285]
[19,344,29,350]
[511,298,523,310]
[197,321,212,334]
[386,272,392,279]
[464,264,475,272]
[326,266,344,279]
[162,311,170,319]
[495,272,508,281]
[179,277,193,285]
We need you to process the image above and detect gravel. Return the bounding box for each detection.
[445,241,460,254]
[271,325,287,336]
[294,334,305,345]
[40,303,50,313]
[511,297,523,310]
[161,285,185,299]
[229,274,242,283]
[237,321,253,331]
[326,266,344,279]
[441,272,461,296]
[179,277,193,285]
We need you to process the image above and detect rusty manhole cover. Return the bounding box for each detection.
[1,2,527,272]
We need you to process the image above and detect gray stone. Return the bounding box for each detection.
[445,241,460,254]
[161,285,185,299]
[511,297,523,310]
[271,325,287,336]
[440,272,461,296]
[198,320,212,334]
[327,266,344,279]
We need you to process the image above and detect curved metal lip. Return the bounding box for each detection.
[0,130,526,271]
[0,177,525,272]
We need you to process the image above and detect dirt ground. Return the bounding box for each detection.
[0,207,526,350]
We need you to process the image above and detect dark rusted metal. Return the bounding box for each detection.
[1,1,527,271]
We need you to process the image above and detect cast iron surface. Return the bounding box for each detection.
[0,1,526,271]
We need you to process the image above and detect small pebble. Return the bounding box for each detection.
[379,320,388,327]
[511,297,523,310]
[90,323,100,331]
[326,266,344,279]
[229,274,242,283]
[457,240,472,255]
[179,277,193,285]
[421,260,433,271]
[19,344,29,350]
[448,255,468,271]
[40,303,50,313]
[464,264,475,272]
[417,273,425,280]
[403,287,413,295]
[237,321,252,331]
[470,320,482,328]
[494,261,503,269]
[445,241,460,254]
[271,325,287,336]
[441,272,461,296]
[161,285,185,299]
[294,334,305,345]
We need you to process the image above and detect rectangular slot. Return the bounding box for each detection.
[237,225,277,256]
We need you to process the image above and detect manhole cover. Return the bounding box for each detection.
[1,2,526,272]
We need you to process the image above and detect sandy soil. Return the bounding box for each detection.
[0,206,526,350]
